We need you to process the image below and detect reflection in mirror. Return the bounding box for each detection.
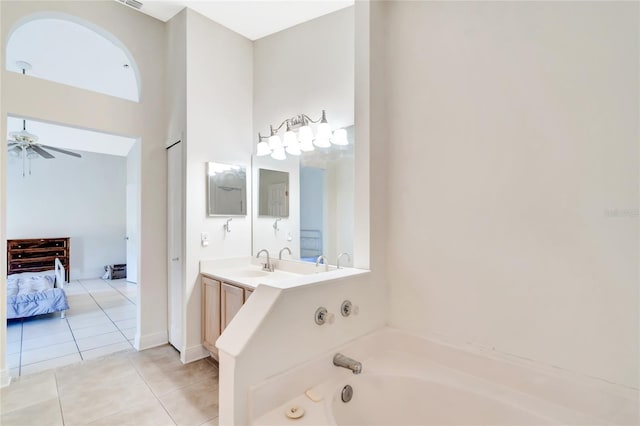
[299,126,354,263]
[207,162,247,216]
[258,168,289,217]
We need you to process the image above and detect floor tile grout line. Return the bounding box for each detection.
[65,280,88,363]
[103,278,137,305]
[77,278,136,345]
[20,350,80,369]
[77,277,136,355]
[53,369,66,425]
[125,354,179,425]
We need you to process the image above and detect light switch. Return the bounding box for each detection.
[201,232,209,247]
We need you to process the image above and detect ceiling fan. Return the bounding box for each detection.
[8,119,83,177]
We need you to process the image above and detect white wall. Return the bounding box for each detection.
[217,3,389,422]
[384,1,639,388]
[1,1,168,365]
[182,9,253,361]
[6,151,126,279]
[252,6,354,260]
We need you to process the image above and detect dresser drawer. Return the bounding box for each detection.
[9,248,67,261]
[8,239,68,250]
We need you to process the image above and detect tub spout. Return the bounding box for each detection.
[333,353,362,374]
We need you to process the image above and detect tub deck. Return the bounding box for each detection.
[251,328,638,425]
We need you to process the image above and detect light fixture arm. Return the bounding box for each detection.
[260,110,327,138]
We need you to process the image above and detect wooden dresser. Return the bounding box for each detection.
[7,238,70,281]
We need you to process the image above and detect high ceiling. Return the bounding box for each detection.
[124,0,354,40]
[4,2,353,157]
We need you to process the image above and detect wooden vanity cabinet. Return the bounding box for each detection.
[201,276,221,355]
[221,283,244,333]
[202,275,254,358]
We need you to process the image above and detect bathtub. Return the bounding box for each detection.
[251,328,638,425]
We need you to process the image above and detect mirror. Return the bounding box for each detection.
[299,125,354,262]
[251,126,354,266]
[207,162,247,216]
[258,168,289,217]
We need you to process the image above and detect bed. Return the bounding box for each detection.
[7,258,69,319]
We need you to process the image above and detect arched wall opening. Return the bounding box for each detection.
[5,12,141,102]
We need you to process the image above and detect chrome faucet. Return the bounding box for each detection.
[337,252,351,269]
[315,255,329,272]
[256,249,274,272]
[279,247,291,260]
[333,353,362,374]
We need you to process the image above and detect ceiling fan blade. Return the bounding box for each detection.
[31,145,55,159]
[8,142,18,147]
[40,145,82,158]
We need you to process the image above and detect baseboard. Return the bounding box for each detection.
[134,330,168,351]
[1,368,12,388]
[182,344,211,364]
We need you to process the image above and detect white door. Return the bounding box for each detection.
[126,184,138,283]
[167,141,183,351]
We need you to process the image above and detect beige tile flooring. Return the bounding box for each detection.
[7,278,137,377]
[1,344,220,426]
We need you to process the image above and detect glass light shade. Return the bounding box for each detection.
[256,141,271,156]
[286,141,301,156]
[268,134,282,150]
[283,130,297,148]
[316,122,332,140]
[270,147,286,160]
[298,125,313,144]
[299,138,315,152]
[331,128,348,145]
[314,137,331,148]
[9,146,21,158]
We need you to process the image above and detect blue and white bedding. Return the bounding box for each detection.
[7,271,69,319]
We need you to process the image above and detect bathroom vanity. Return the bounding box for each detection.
[201,276,253,357]
[199,256,366,360]
[200,256,334,359]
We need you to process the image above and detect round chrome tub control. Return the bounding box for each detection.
[340,300,352,317]
[341,384,353,403]
[315,307,328,325]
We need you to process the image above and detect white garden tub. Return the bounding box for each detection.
[329,375,552,425]
[251,328,638,426]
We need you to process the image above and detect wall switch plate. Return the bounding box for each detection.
[201,232,209,247]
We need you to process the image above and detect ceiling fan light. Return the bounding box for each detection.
[8,146,21,158]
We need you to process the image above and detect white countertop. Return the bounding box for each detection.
[200,256,367,289]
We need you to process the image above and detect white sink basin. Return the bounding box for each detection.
[228,269,269,278]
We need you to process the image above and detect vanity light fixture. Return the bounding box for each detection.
[256,110,348,160]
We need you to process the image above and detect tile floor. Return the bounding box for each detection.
[1,344,220,426]
[6,278,138,377]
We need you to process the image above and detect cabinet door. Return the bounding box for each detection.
[245,288,254,299]
[221,283,245,333]
[202,277,221,355]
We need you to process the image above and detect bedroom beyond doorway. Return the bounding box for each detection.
[6,278,136,377]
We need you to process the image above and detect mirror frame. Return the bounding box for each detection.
[257,168,290,218]
[206,162,247,217]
